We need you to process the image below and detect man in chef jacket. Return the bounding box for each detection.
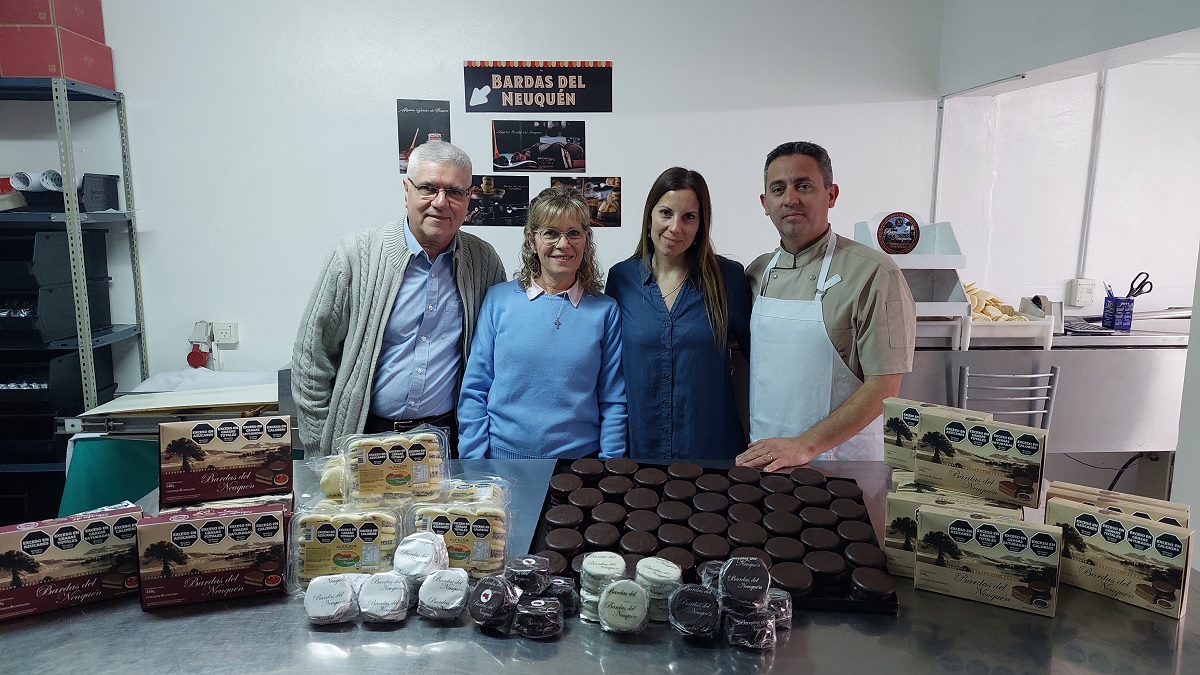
[736,141,916,470]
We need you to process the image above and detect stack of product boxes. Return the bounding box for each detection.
[0,502,142,621]
[135,416,293,610]
[883,397,1062,616]
[883,397,1193,619]
[0,0,116,90]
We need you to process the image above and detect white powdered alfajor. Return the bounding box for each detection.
[597,579,649,633]
[581,551,627,594]
[635,556,682,598]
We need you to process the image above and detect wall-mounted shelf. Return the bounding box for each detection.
[853,216,970,318]
[1,77,148,524]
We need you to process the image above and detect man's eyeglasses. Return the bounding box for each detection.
[536,228,585,244]
[406,177,469,202]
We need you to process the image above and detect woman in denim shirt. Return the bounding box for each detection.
[605,167,751,461]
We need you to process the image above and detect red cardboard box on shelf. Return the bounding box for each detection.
[0,25,115,90]
[0,0,106,43]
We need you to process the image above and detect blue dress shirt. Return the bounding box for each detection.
[371,219,463,419]
[604,255,752,461]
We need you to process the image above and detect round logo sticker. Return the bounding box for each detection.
[876,211,920,254]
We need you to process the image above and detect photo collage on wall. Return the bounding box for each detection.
[397,62,615,227]
[551,176,621,228]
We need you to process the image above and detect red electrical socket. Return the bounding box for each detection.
[187,343,208,368]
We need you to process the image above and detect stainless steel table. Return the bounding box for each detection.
[2,460,1197,674]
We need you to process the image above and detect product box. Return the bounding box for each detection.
[137,504,286,609]
[1048,481,1189,527]
[1046,497,1192,618]
[0,25,114,90]
[885,489,1021,577]
[913,411,1046,507]
[915,505,1062,617]
[160,492,295,532]
[0,0,106,42]
[0,504,141,621]
[882,398,991,470]
[159,416,292,507]
[889,469,913,492]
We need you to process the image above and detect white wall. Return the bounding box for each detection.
[937,61,1200,312]
[940,0,1200,95]
[91,0,942,377]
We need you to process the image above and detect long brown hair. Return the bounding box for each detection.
[516,185,604,294]
[635,167,728,349]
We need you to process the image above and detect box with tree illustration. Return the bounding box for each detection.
[159,416,292,506]
[915,505,1062,617]
[1046,497,1193,619]
[137,504,286,609]
[912,411,1046,507]
[0,504,141,621]
[885,487,1020,577]
[882,398,991,470]
[1047,481,1189,528]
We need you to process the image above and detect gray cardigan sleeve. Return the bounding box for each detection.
[291,246,352,454]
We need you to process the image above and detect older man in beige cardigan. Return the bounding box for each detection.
[292,141,506,457]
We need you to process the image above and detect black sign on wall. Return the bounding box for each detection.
[397,99,453,174]
[465,61,612,113]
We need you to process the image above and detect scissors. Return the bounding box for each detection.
[1126,271,1153,298]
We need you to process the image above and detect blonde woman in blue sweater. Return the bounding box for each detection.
[458,186,628,460]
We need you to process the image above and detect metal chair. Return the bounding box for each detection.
[957,365,1061,430]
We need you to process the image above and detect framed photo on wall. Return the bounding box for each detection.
[492,120,585,172]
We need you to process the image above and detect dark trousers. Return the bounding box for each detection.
[364,410,458,459]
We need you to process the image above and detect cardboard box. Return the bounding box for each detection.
[159,416,292,507]
[882,398,991,470]
[159,492,295,533]
[1048,481,1189,527]
[0,25,114,90]
[915,505,1062,617]
[0,505,141,621]
[890,469,914,492]
[0,0,106,42]
[885,488,1021,577]
[913,412,1046,507]
[1046,497,1191,619]
[137,504,286,609]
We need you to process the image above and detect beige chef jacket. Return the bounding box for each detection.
[747,229,916,382]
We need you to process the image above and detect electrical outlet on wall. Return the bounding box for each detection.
[1067,279,1096,307]
[213,322,239,345]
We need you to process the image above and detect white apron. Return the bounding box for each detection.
[749,233,883,461]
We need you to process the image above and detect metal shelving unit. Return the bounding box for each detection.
[0,77,149,408]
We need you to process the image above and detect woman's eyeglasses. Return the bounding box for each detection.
[536,228,585,244]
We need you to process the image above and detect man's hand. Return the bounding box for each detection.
[736,437,822,472]
[737,373,903,471]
